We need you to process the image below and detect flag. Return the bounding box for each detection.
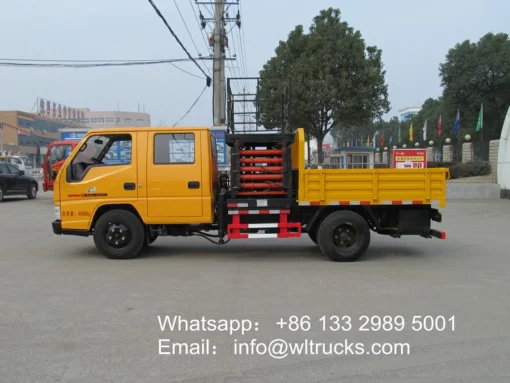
[372,132,377,147]
[423,120,428,141]
[398,125,401,143]
[366,136,370,146]
[380,131,385,146]
[453,110,460,136]
[437,115,442,138]
[389,135,393,144]
[409,123,414,142]
[476,104,483,132]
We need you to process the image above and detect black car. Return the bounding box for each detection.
[0,162,38,202]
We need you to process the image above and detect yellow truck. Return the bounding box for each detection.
[51,125,448,262]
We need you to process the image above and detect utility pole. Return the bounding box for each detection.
[213,0,225,126]
[197,0,242,127]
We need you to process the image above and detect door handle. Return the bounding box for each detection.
[188,181,200,189]
[124,182,136,190]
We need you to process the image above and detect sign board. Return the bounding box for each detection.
[211,129,227,167]
[392,149,427,169]
[61,131,86,141]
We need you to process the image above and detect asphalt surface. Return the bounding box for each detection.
[1,188,509,382]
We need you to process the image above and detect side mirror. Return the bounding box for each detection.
[19,170,25,175]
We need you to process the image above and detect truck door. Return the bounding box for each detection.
[146,131,203,220]
[61,133,137,228]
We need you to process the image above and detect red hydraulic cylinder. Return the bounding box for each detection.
[240,174,283,181]
[240,166,283,173]
[240,157,282,164]
[240,149,283,156]
[237,191,286,196]
[241,182,283,189]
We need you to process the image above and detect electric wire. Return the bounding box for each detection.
[172,85,208,126]
[147,0,211,85]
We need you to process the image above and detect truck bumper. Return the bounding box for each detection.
[52,220,89,237]
[52,220,62,234]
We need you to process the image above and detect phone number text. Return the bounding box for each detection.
[276,315,455,332]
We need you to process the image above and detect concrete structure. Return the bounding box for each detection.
[462,142,474,163]
[447,183,501,199]
[0,110,87,165]
[426,147,434,163]
[443,145,453,162]
[490,139,500,184]
[398,106,421,122]
[311,145,377,168]
[76,109,151,128]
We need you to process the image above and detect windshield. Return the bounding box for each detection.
[49,145,74,163]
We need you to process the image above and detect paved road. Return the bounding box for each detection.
[1,190,509,382]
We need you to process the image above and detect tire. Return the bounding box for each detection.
[317,210,371,262]
[27,183,38,200]
[0,186,4,202]
[93,210,145,259]
[308,228,318,245]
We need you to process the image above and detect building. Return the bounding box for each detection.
[76,108,151,128]
[34,98,151,128]
[398,106,421,122]
[311,144,377,169]
[0,110,88,165]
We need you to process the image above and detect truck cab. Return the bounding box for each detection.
[53,127,219,236]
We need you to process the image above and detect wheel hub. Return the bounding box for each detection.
[333,224,357,248]
[106,223,131,249]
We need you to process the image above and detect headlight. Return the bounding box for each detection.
[54,206,61,220]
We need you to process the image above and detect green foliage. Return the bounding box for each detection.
[439,32,510,141]
[258,8,390,161]
[427,161,491,179]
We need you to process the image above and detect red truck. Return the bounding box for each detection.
[42,128,93,192]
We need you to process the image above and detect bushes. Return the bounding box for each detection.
[427,161,491,179]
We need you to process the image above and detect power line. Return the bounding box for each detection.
[173,0,201,55]
[188,0,213,58]
[173,0,211,78]
[147,0,211,87]
[169,63,204,79]
[172,85,208,126]
[0,59,196,68]
[0,58,188,63]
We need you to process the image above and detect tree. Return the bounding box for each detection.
[439,32,510,142]
[258,8,390,162]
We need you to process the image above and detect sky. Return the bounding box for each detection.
[1,0,509,129]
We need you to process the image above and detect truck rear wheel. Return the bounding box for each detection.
[93,210,145,259]
[317,211,370,262]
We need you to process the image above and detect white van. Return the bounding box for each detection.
[0,156,31,172]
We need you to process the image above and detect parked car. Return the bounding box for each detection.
[0,162,38,202]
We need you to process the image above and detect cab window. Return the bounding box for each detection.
[50,145,74,162]
[154,133,195,164]
[68,134,132,182]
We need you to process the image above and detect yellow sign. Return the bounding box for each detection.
[395,156,424,161]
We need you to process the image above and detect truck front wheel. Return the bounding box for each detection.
[317,211,371,262]
[93,210,145,259]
